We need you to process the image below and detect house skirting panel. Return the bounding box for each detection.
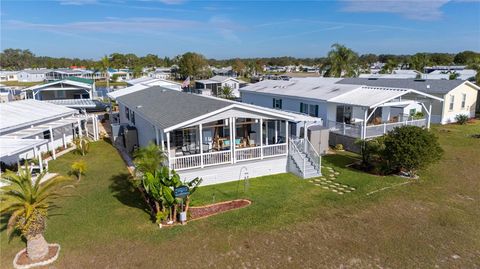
[177,156,288,186]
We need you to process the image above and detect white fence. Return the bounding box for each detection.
[235,147,262,162]
[263,143,287,158]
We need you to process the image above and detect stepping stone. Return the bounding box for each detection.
[314,179,321,182]
[345,190,351,193]
[332,189,338,193]
[334,183,340,186]
[341,184,349,188]
[337,192,344,195]
[320,182,327,185]
[334,172,340,175]
[338,187,345,190]
[314,183,321,186]
[329,174,335,177]
[322,186,329,190]
[349,187,356,191]
[326,180,332,183]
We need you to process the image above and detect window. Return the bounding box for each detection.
[43,130,51,139]
[309,104,319,117]
[300,103,318,117]
[409,108,416,115]
[449,95,455,111]
[273,98,282,109]
[125,107,130,120]
[131,111,135,125]
[461,93,466,109]
[300,102,308,114]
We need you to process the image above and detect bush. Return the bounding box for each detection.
[334,144,344,150]
[383,126,443,177]
[455,114,469,125]
[355,137,385,170]
[412,111,425,120]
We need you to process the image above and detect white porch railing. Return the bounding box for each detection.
[327,118,427,139]
[262,143,287,158]
[202,151,231,167]
[171,154,202,170]
[235,147,262,162]
[170,144,288,170]
[365,119,427,138]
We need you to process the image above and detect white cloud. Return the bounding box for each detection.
[58,0,97,5]
[340,0,475,20]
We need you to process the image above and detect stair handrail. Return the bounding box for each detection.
[305,138,321,172]
[289,138,306,178]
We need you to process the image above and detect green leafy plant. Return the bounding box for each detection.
[412,111,425,120]
[334,144,344,151]
[0,164,72,261]
[73,136,91,156]
[355,138,385,170]
[382,126,443,177]
[455,114,469,125]
[70,161,87,181]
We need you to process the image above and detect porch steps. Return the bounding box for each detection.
[288,155,321,179]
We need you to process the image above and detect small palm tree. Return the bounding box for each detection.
[0,165,71,261]
[73,136,90,156]
[133,143,166,175]
[70,161,87,181]
[100,55,110,89]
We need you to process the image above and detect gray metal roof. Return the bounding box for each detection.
[337,78,467,94]
[117,87,232,130]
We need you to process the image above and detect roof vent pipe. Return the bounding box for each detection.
[426,85,430,89]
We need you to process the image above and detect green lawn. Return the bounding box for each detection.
[1,122,479,268]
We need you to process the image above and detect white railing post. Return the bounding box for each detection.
[274,120,278,144]
[260,118,263,160]
[232,117,236,163]
[49,126,56,160]
[229,117,234,164]
[285,121,289,155]
[343,122,346,135]
[199,124,204,168]
[383,122,387,134]
[166,132,171,170]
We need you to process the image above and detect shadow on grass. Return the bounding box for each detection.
[324,154,359,168]
[0,214,25,243]
[109,173,151,217]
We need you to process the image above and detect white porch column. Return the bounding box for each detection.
[285,121,289,155]
[303,121,307,150]
[199,123,204,168]
[274,120,278,144]
[63,133,67,148]
[229,118,234,164]
[166,132,171,170]
[265,120,269,146]
[160,131,165,151]
[260,118,263,159]
[49,126,56,160]
[38,147,43,172]
[427,103,432,129]
[77,118,82,138]
[91,115,97,141]
[155,127,160,146]
[232,117,236,163]
[363,109,368,139]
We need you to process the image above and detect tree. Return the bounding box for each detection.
[232,58,246,77]
[380,59,399,74]
[382,126,443,177]
[73,136,90,156]
[449,72,460,80]
[409,53,431,72]
[178,52,208,79]
[218,85,234,99]
[322,43,359,77]
[454,50,480,65]
[355,138,385,169]
[133,143,166,176]
[100,55,110,89]
[70,161,87,181]
[0,165,71,261]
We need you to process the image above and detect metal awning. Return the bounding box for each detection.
[0,138,48,158]
[1,115,88,139]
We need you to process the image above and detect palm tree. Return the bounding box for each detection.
[100,55,110,89]
[133,143,166,175]
[73,136,90,156]
[0,165,71,261]
[322,43,359,77]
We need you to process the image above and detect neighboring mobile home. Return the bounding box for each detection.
[338,78,479,124]
[17,69,51,82]
[112,87,323,184]
[195,76,245,98]
[0,99,100,169]
[240,77,443,150]
[22,77,101,111]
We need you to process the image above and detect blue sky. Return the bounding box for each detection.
[1,0,479,59]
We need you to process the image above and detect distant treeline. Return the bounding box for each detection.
[1,47,479,71]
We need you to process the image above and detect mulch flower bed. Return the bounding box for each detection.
[189,199,251,220]
[14,244,60,269]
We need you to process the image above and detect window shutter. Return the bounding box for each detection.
[300,102,303,112]
[273,98,276,108]
[279,99,282,109]
[315,105,319,117]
